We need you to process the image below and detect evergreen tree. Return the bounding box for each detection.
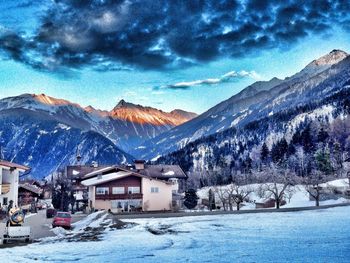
[315,149,333,175]
[287,142,296,156]
[271,139,288,164]
[317,128,329,144]
[301,126,314,153]
[183,189,199,209]
[261,143,269,163]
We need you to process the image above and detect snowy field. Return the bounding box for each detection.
[197,178,350,209]
[1,206,350,263]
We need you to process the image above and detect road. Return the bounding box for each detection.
[0,209,86,242]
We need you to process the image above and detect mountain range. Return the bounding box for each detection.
[0,94,196,178]
[1,49,349,179]
[134,49,349,160]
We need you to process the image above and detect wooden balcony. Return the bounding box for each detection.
[1,184,10,194]
[96,193,143,200]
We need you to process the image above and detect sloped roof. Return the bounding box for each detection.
[0,160,30,171]
[66,165,111,179]
[83,166,116,179]
[134,165,187,179]
[81,171,133,186]
[67,164,188,181]
[19,183,42,195]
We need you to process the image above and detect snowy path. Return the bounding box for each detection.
[1,206,350,262]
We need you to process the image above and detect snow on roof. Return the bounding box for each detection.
[81,171,133,186]
[72,170,80,176]
[163,171,175,176]
[0,160,30,171]
[83,166,116,179]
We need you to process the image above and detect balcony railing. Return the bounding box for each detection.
[96,193,143,200]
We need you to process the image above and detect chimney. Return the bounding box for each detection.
[134,160,145,170]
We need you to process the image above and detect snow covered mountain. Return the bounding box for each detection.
[134,50,349,160]
[0,94,197,151]
[0,108,133,179]
[110,99,197,126]
[155,53,350,175]
[0,94,196,178]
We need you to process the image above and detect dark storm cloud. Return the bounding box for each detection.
[0,0,350,72]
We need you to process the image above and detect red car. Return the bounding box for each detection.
[52,212,72,229]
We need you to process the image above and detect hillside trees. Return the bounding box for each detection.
[155,92,350,188]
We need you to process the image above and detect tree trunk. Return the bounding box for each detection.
[276,199,280,209]
[60,186,64,211]
[316,195,320,207]
[229,202,233,211]
[223,202,226,211]
[236,203,240,211]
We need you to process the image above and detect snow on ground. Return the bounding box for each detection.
[197,179,350,210]
[72,211,106,232]
[88,213,110,228]
[2,206,350,262]
[320,178,349,188]
[51,227,67,237]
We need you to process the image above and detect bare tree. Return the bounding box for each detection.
[303,170,328,207]
[52,171,72,212]
[259,165,296,209]
[226,184,254,211]
[214,186,228,211]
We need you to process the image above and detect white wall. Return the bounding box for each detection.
[88,186,96,209]
[142,178,172,211]
[0,167,19,207]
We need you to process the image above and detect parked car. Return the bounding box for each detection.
[46,207,56,218]
[52,212,72,229]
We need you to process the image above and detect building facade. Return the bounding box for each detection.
[68,161,187,213]
[0,160,30,208]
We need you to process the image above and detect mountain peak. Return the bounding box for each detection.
[113,99,140,110]
[116,99,126,107]
[32,93,79,107]
[84,105,96,112]
[110,100,196,126]
[309,49,348,67]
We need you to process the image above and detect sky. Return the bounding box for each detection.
[0,1,350,114]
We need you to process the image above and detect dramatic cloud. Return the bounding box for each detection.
[156,70,261,90]
[0,0,350,72]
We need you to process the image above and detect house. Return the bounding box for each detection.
[18,183,42,207]
[0,160,30,208]
[66,164,112,208]
[255,198,286,209]
[67,161,187,212]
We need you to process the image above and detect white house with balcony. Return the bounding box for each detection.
[0,160,30,208]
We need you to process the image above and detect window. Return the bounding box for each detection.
[151,187,159,193]
[96,187,109,195]
[112,187,125,194]
[128,186,140,194]
[56,212,71,218]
